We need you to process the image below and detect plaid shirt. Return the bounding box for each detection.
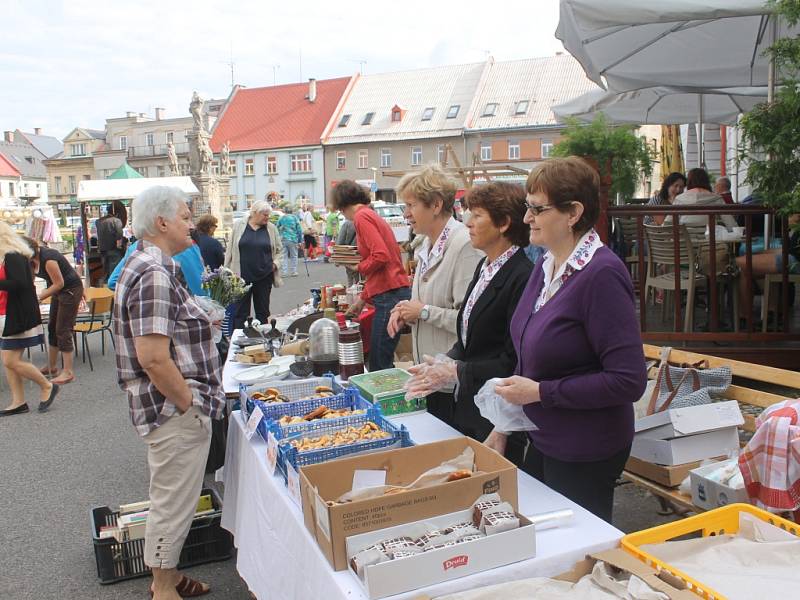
[113,241,224,436]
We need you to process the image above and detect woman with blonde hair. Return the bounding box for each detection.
[387,164,483,426]
[0,222,59,416]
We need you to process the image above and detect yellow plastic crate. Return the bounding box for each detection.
[621,503,799,600]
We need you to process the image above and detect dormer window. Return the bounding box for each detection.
[338,114,351,127]
[421,107,435,121]
[482,103,499,117]
[391,105,405,122]
[446,105,460,119]
[515,100,529,115]
[362,112,375,126]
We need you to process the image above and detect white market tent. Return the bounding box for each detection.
[556,0,799,92]
[77,176,199,203]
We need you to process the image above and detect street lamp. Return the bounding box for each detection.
[370,167,378,202]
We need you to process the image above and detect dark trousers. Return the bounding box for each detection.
[522,443,631,523]
[368,287,411,371]
[48,284,83,352]
[101,249,123,283]
[234,274,273,329]
[427,391,456,429]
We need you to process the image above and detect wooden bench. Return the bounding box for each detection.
[621,344,800,515]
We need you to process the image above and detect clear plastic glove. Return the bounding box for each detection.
[404,354,458,400]
[475,378,538,431]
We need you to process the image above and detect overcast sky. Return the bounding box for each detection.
[2,0,564,140]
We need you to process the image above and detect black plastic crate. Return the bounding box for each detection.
[90,488,233,584]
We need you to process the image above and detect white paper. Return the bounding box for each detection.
[265,430,279,476]
[245,405,264,440]
[286,463,302,507]
[352,469,387,491]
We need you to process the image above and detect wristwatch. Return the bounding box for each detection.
[420,305,430,321]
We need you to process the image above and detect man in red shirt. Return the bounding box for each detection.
[714,176,734,205]
[331,181,411,371]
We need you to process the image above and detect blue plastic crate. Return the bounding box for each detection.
[240,376,334,418]
[276,415,413,481]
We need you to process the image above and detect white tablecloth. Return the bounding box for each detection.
[221,411,623,600]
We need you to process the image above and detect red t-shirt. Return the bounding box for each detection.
[353,205,410,302]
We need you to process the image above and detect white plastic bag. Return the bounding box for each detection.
[474,378,538,432]
[194,296,226,343]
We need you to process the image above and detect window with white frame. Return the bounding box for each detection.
[145,132,155,146]
[71,143,86,156]
[338,114,351,128]
[437,145,445,164]
[411,146,422,166]
[515,100,529,115]
[291,153,312,173]
[508,142,520,160]
[244,158,254,175]
[166,131,174,143]
[336,151,346,170]
[267,155,277,175]
[421,107,435,121]
[119,136,127,151]
[482,103,499,117]
[480,143,492,162]
[54,176,62,194]
[68,175,76,193]
[358,150,368,169]
[362,112,375,126]
[447,105,460,119]
[541,140,553,158]
[380,148,392,168]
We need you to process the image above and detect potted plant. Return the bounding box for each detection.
[553,114,654,242]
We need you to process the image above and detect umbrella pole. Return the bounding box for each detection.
[697,96,705,168]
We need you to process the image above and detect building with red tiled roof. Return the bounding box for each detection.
[210,76,354,209]
[0,151,22,200]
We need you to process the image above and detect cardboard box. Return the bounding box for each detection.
[634,401,744,440]
[625,455,708,488]
[690,460,748,510]
[394,333,413,362]
[299,437,519,571]
[630,427,740,466]
[347,507,536,599]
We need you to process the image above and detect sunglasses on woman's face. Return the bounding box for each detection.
[525,202,556,216]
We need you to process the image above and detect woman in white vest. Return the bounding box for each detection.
[387,164,482,427]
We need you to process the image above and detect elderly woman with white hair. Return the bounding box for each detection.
[114,186,225,600]
[225,200,283,329]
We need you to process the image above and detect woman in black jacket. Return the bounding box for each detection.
[0,223,59,416]
[406,182,533,465]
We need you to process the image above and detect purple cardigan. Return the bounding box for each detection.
[511,247,646,462]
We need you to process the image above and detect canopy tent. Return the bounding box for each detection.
[77,176,198,204]
[556,0,799,92]
[107,162,144,179]
[552,86,768,126]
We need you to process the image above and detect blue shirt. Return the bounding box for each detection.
[108,242,208,296]
[277,214,303,244]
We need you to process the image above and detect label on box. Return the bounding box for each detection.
[245,405,263,440]
[265,431,278,476]
[286,463,302,507]
[352,469,387,490]
[239,384,249,422]
[315,489,331,542]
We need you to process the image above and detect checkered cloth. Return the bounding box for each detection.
[738,399,800,511]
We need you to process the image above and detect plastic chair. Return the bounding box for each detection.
[73,287,114,371]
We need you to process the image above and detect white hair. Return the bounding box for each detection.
[249,200,271,217]
[131,186,188,237]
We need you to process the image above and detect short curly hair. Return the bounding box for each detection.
[526,156,600,236]
[464,183,530,248]
[396,164,457,214]
[195,214,218,234]
[330,180,371,210]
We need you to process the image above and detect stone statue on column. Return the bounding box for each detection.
[167,141,179,175]
[221,141,231,175]
[190,91,205,133]
[198,133,213,175]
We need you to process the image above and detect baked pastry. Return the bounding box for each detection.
[303,405,329,420]
[445,469,473,482]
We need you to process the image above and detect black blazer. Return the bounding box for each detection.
[447,249,533,439]
[0,252,42,336]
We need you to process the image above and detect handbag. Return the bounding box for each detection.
[646,346,732,415]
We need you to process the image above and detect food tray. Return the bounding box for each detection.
[258,391,379,440]
[90,488,232,584]
[621,503,800,599]
[240,376,333,420]
[276,415,413,481]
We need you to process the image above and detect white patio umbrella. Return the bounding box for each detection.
[553,86,768,126]
[556,0,798,93]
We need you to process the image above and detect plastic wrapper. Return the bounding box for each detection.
[404,354,458,400]
[474,378,538,432]
[194,296,226,343]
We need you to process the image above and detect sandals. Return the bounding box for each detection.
[51,374,75,385]
[39,366,58,377]
[149,575,210,598]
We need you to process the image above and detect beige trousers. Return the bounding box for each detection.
[143,405,211,569]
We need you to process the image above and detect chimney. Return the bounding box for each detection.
[139,112,146,118]
[308,78,317,103]
[155,107,165,120]
[34,127,42,135]
[126,111,136,118]
[3,131,13,143]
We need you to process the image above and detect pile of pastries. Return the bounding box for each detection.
[277,405,366,426]
[252,385,335,405]
[287,421,390,452]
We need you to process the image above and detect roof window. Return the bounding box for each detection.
[482,103,499,117]
[446,105,460,119]
[338,114,351,127]
[515,100,529,115]
[362,112,375,126]
[421,107,435,121]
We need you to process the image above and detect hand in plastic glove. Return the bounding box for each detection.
[404,355,458,399]
[494,375,540,406]
[483,429,508,456]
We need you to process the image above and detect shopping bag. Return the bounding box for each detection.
[474,378,538,432]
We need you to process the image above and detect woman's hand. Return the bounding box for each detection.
[386,309,406,338]
[484,429,509,456]
[494,376,540,406]
[394,300,424,324]
[404,356,457,397]
[345,298,365,319]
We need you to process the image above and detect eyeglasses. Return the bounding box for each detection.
[525,202,556,216]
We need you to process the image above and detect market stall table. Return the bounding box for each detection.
[220,410,623,600]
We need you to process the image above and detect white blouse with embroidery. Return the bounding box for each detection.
[417,217,457,278]
[534,229,603,313]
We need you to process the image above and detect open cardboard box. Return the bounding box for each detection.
[625,455,724,488]
[299,437,518,571]
[630,427,740,466]
[634,401,743,440]
[690,460,749,510]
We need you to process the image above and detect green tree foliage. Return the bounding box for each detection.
[553,114,654,199]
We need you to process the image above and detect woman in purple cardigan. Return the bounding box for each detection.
[489,157,646,523]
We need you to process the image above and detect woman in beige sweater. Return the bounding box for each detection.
[388,165,482,426]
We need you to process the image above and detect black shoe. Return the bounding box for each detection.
[0,404,29,417]
[38,384,59,412]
